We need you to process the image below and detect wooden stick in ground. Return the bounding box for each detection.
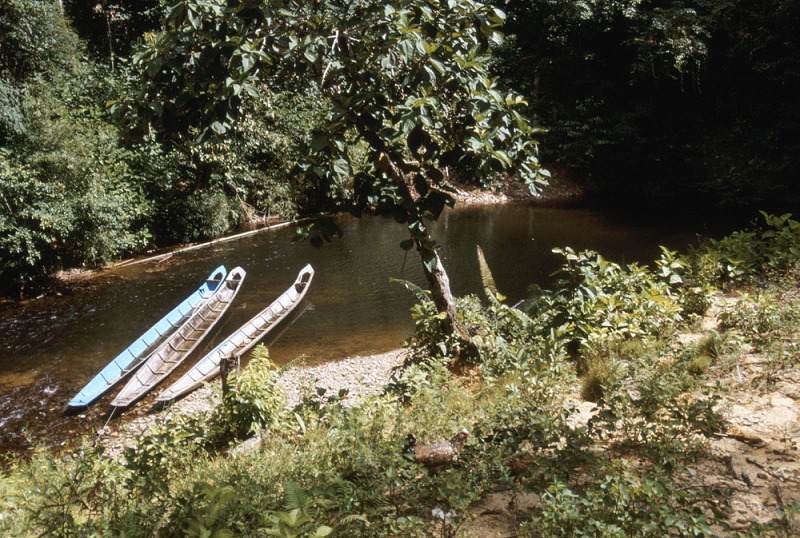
[221,356,237,398]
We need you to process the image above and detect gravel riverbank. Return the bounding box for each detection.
[96,349,407,458]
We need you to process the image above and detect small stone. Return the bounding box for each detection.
[741,472,753,487]
[757,472,769,480]
[770,395,795,408]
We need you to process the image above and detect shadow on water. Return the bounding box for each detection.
[0,203,711,456]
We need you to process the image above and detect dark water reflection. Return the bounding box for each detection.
[0,204,699,454]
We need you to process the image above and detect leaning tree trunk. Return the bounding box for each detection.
[414,238,460,334]
[378,150,476,366]
[413,236,476,368]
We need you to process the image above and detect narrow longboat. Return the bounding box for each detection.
[157,265,314,402]
[111,267,246,407]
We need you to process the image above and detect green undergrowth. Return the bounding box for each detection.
[2,212,800,537]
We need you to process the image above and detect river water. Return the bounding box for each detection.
[0,203,700,455]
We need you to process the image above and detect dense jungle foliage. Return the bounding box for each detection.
[2,212,799,537]
[498,0,800,207]
[1,0,799,295]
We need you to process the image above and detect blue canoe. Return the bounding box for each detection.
[67,266,227,407]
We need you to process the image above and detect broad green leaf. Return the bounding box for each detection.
[492,150,513,167]
[422,251,438,273]
[205,504,220,526]
[277,508,312,527]
[166,2,186,23]
[429,58,446,74]
[424,65,437,85]
[310,133,329,152]
[187,8,200,29]
[490,7,506,23]
[241,53,254,73]
[419,5,434,21]
[332,158,352,177]
[146,57,163,78]
[244,84,260,98]
[304,47,319,64]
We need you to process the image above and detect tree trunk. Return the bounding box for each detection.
[414,237,474,364]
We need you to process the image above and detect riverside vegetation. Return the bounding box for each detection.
[1,211,799,537]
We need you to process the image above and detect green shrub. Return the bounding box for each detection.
[696,330,742,361]
[549,247,683,350]
[691,212,800,286]
[0,12,153,294]
[686,354,712,376]
[528,463,718,538]
[718,295,799,349]
[580,356,614,402]
[207,345,289,442]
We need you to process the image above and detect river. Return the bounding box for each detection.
[0,203,702,456]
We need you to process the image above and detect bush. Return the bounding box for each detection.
[529,464,718,538]
[718,295,800,349]
[691,212,800,286]
[549,247,684,349]
[0,4,153,294]
[206,345,289,442]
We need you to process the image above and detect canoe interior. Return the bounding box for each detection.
[66,265,227,407]
[110,267,246,407]
[156,265,314,402]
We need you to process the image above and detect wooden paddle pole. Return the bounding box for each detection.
[221,356,236,398]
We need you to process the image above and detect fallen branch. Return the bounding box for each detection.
[745,457,800,484]
[716,431,766,447]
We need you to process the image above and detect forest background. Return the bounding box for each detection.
[1,0,799,296]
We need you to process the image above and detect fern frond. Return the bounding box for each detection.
[283,481,313,512]
[514,297,540,315]
[476,245,498,295]
[505,303,534,326]
[331,478,355,500]
[336,513,371,530]
[277,355,304,377]
[250,344,270,362]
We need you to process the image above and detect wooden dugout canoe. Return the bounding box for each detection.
[67,266,227,408]
[156,265,314,402]
[111,267,246,407]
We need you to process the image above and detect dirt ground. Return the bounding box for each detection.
[456,368,799,537]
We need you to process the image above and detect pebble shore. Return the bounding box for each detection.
[97,349,407,458]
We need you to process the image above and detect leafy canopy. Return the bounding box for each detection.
[115,0,549,223]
